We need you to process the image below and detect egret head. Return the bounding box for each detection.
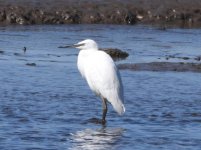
[74,39,98,50]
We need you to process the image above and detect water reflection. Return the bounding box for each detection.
[70,127,124,150]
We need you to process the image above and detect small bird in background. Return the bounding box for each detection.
[23,47,26,54]
[73,39,125,125]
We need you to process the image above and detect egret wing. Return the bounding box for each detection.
[84,51,125,114]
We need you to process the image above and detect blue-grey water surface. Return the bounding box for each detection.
[0,25,201,150]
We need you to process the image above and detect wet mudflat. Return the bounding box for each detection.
[0,25,201,149]
[118,62,201,72]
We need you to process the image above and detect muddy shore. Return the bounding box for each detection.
[118,62,201,73]
[0,0,201,27]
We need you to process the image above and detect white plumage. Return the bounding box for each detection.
[74,39,125,124]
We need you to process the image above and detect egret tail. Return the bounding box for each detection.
[110,97,125,115]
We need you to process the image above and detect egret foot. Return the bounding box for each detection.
[88,118,107,125]
[101,119,106,125]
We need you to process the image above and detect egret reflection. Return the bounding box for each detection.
[70,127,124,150]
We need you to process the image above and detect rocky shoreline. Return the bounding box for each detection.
[118,62,201,73]
[0,0,201,27]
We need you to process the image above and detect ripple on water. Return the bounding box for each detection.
[70,127,124,150]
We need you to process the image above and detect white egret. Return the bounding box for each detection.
[73,39,125,125]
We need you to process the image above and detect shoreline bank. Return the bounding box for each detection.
[0,0,201,28]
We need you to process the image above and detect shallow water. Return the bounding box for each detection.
[0,25,201,150]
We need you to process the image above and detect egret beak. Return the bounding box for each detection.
[73,43,85,48]
[58,45,72,48]
[58,43,85,48]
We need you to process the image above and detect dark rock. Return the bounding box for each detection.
[16,16,26,24]
[180,13,193,21]
[14,53,21,56]
[6,12,17,23]
[70,13,81,24]
[0,50,4,54]
[194,9,200,14]
[82,11,102,24]
[43,15,56,24]
[61,11,71,22]
[26,63,36,66]
[0,10,6,21]
[181,57,190,60]
[28,9,44,24]
[125,12,137,25]
[166,55,191,60]
[101,48,129,60]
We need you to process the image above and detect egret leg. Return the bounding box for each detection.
[101,97,107,125]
